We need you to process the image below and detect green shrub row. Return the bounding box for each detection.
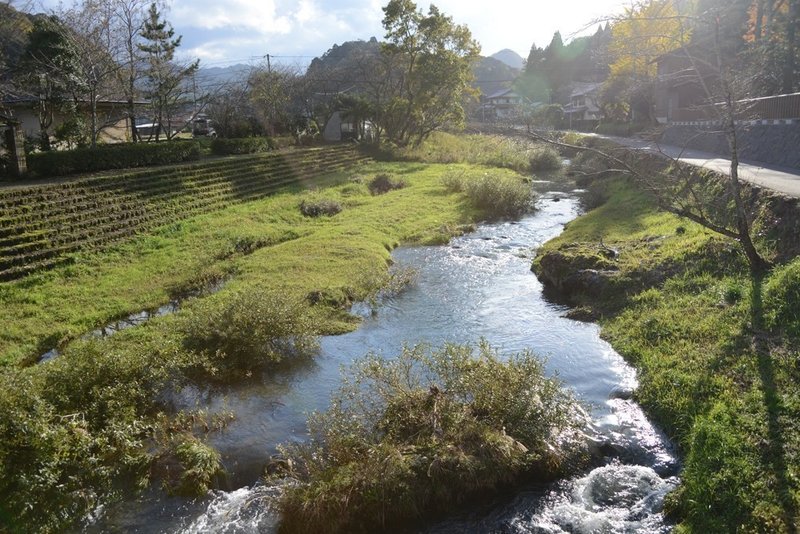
[210,137,275,155]
[27,141,202,177]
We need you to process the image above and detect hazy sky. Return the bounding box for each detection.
[30,0,630,68]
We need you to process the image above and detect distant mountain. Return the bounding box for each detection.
[490,49,525,70]
[472,56,519,98]
[195,64,253,92]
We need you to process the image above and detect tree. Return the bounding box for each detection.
[0,1,34,109]
[377,0,480,146]
[335,93,374,141]
[16,15,82,150]
[137,2,197,141]
[60,0,130,148]
[248,64,306,136]
[602,0,690,123]
[206,81,263,138]
[531,0,773,274]
[109,0,154,142]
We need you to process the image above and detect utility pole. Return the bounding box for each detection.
[265,53,274,134]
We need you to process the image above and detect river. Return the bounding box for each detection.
[88,181,679,533]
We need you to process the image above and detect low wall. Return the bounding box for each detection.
[660,123,800,170]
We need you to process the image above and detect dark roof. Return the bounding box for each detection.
[485,88,519,100]
[2,97,148,106]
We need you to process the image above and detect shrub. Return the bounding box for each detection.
[0,336,187,532]
[210,136,275,155]
[277,343,585,533]
[440,169,465,192]
[368,173,406,195]
[181,289,319,378]
[528,146,562,171]
[300,198,343,217]
[26,141,202,177]
[763,258,800,337]
[461,172,533,218]
[153,433,223,497]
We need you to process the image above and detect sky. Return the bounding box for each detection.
[29,0,630,69]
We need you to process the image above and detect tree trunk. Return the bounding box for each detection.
[755,0,766,41]
[725,108,770,274]
[783,0,799,93]
[90,87,98,149]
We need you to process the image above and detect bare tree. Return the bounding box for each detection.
[60,1,128,148]
[109,0,155,142]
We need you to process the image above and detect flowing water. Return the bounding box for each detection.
[90,183,678,533]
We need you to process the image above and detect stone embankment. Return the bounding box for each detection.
[0,146,369,281]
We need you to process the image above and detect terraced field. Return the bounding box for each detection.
[0,145,370,281]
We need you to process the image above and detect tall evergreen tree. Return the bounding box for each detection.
[137,2,197,140]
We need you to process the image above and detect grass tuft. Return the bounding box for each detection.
[277,342,585,533]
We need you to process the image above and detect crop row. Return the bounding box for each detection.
[0,146,369,280]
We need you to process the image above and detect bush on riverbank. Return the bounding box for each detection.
[0,289,320,530]
[368,172,406,195]
[277,342,585,533]
[182,289,319,378]
[535,169,800,532]
[300,197,343,217]
[442,168,533,218]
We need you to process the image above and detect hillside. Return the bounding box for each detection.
[490,49,525,70]
[472,56,519,97]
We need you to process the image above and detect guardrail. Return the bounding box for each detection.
[672,92,800,122]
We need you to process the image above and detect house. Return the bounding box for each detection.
[483,88,524,120]
[563,82,603,129]
[1,97,146,145]
[653,46,719,124]
[0,115,27,176]
[322,111,374,142]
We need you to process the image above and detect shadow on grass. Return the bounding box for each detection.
[751,273,798,534]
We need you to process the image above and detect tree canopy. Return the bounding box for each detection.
[377,0,481,146]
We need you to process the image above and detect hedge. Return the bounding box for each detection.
[27,141,202,178]
[210,137,275,155]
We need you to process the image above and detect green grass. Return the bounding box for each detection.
[0,157,534,531]
[534,175,800,532]
[0,161,514,366]
[388,131,561,174]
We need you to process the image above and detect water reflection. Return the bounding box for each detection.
[90,189,678,533]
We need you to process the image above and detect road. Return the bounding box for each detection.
[597,134,800,198]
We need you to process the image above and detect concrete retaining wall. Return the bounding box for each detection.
[660,123,800,170]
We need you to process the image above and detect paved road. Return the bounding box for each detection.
[597,134,800,198]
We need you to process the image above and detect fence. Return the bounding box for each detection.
[672,92,800,122]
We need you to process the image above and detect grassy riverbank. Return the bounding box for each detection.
[534,175,800,532]
[0,148,546,531]
[0,161,483,367]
